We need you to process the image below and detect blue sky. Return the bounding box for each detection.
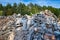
[0,0,60,8]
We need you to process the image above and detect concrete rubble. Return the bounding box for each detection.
[0,10,60,40]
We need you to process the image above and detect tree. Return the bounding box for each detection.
[6,3,12,9]
[17,3,28,15]
[0,11,3,16]
[0,2,60,16]
[0,4,3,11]
[12,3,17,13]
[5,3,13,15]
[42,6,47,10]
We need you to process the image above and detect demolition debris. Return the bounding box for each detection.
[0,10,60,40]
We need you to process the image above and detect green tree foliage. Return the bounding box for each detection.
[17,3,30,15]
[12,3,17,13]
[5,3,13,16]
[0,3,60,17]
[0,11,3,16]
[0,4,3,11]
[47,6,60,17]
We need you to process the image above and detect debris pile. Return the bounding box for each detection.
[0,10,60,40]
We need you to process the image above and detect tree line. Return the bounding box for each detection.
[0,2,60,17]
